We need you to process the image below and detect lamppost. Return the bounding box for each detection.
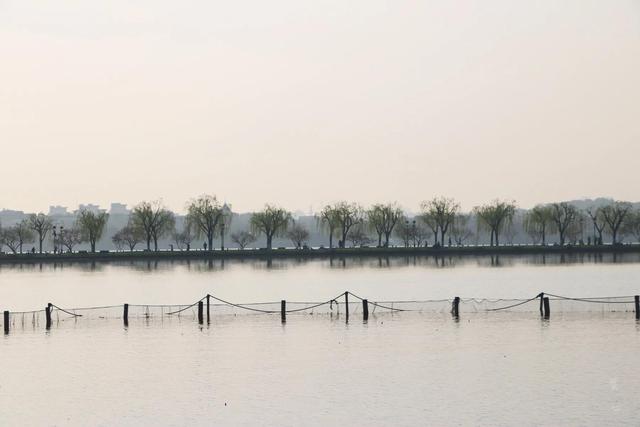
[52,226,57,253]
[412,220,416,248]
[52,225,64,253]
[220,222,225,251]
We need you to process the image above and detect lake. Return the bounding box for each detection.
[1,254,639,426]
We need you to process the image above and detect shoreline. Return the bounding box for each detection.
[1,244,639,264]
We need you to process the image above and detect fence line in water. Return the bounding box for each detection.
[2,292,640,333]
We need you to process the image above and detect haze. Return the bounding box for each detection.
[1,0,639,214]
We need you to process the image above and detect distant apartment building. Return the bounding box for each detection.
[0,209,26,225]
[77,204,105,214]
[48,205,69,216]
[109,203,130,215]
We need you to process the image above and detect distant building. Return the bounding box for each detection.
[0,209,27,225]
[109,203,129,215]
[49,205,69,216]
[77,204,105,214]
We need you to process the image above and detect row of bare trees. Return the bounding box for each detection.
[523,201,638,246]
[0,210,109,254]
[3,197,640,253]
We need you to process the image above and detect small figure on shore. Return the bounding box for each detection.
[170,244,174,252]
[203,242,208,251]
[186,243,190,252]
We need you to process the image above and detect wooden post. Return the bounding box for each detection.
[281,300,286,323]
[46,303,52,329]
[539,293,544,316]
[198,301,204,325]
[3,311,9,334]
[452,296,460,317]
[345,292,349,321]
[543,297,550,319]
[123,303,129,327]
[635,295,639,320]
[206,294,211,324]
[362,299,369,321]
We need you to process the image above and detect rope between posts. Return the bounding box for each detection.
[485,295,540,312]
[165,297,207,316]
[51,304,83,317]
[543,293,635,304]
[285,293,346,313]
[347,291,407,312]
[207,295,279,314]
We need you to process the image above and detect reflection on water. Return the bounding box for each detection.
[1,314,639,426]
[1,253,639,274]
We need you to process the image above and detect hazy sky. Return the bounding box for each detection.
[1,0,639,214]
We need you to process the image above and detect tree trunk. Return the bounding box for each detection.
[490,230,494,247]
[329,231,333,249]
[266,234,273,250]
[494,229,499,246]
[440,229,446,247]
[91,240,96,253]
[208,235,213,251]
[39,236,43,253]
[384,232,391,247]
[146,236,151,251]
[612,229,617,245]
[542,228,546,246]
[153,237,158,251]
[377,234,382,247]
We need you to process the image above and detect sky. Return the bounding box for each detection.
[1,0,639,214]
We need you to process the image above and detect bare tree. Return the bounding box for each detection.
[395,218,413,248]
[59,227,82,252]
[344,223,371,247]
[565,211,586,245]
[473,200,517,246]
[131,201,175,251]
[550,202,579,246]
[173,218,196,250]
[524,205,553,246]
[599,201,632,244]
[14,220,35,253]
[112,222,144,251]
[317,205,341,249]
[586,207,606,245]
[418,212,440,246]
[231,231,257,250]
[77,209,109,252]
[450,214,474,246]
[366,203,403,247]
[0,227,21,253]
[28,213,53,253]
[186,195,228,251]
[250,205,292,249]
[420,197,459,246]
[286,223,310,249]
[622,210,640,243]
[394,218,428,247]
[331,202,364,248]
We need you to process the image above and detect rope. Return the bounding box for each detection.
[285,293,345,313]
[207,295,279,314]
[485,295,540,311]
[347,291,407,312]
[51,304,83,317]
[165,297,206,316]
[544,293,635,304]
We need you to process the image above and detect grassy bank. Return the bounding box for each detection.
[1,244,639,264]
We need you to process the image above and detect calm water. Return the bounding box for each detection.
[1,254,640,426]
